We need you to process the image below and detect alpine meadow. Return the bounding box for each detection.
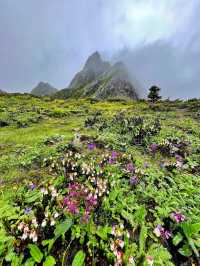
[0,1,200,265]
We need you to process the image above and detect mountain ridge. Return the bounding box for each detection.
[54,52,139,100]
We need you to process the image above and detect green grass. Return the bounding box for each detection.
[1,94,200,265]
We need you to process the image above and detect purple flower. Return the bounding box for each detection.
[108,158,115,164]
[149,143,158,154]
[126,163,135,173]
[175,154,183,162]
[171,212,186,223]
[24,207,32,214]
[67,201,79,214]
[87,143,96,150]
[29,183,36,190]
[154,225,171,240]
[160,162,165,169]
[111,151,118,160]
[130,175,139,186]
[164,230,172,239]
[86,194,97,207]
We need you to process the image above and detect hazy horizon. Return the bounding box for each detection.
[0,0,199,99]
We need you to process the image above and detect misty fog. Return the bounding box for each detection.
[0,0,199,98]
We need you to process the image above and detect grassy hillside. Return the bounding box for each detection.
[0,94,200,265]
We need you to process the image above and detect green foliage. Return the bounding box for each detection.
[1,94,200,265]
[43,256,56,266]
[28,244,43,263]
[54,218,73,238]
[72,250,86,266]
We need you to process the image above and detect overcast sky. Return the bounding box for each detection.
[0,0,199,98]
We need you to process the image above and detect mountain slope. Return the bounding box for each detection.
[54,52,139,100]
[31,82,57,96]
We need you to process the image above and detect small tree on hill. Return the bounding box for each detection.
[148,86,161,103]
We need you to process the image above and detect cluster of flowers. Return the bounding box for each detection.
[150,138,189,160]
[88,174,108,197]
[40,211,59,228]
[110,224,135,266]
[17,218,38,242]
[154,212,186,240]
[124,162,140,186]
[98,150,122,168]
[40,185,58,198]
[63,182,98,223]
[110,224,126,266]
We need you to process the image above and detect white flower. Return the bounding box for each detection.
[50,219,55,226]
[32,218,38,228]
[117,240,124,249]
[41,188,48,195]
[51,190,58,198]
[153,226,161,237]
[21,233,28,240]
[24,226,30,234]
[18,222,25,231]
[111,226,116,236]
[110,242,115,251]
[120,223,124,229]
[29,230,38,242]
[41,219,47,227]
[69,174,74,181]
[54,212,59,218]
[49,185,54,191]
[128,256,135,264]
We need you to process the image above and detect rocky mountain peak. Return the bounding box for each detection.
[55,51,140,100]
[84,51,102,68]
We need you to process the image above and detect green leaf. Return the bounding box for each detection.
[11,254,24,266]
[43,256,56,266]
[121,210,135,227]
[54,218,72,238]
[24,258,35,266]
[5,250,16,262]
[25,191,41,204]
[188,237,199,257]
[194,238,200,248]
[28,244,43,263]
[72,250,86,266]
[96,226,111,240]
[173,233,183,246]
[181,222,200,238]
[139,224,147,256]
[133,206,147,225]
[178,244,192,257]
[42,239,55,253]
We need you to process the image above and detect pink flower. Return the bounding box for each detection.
[164,230,171,239]
[154,225,171,239]
[171,212,185,223]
